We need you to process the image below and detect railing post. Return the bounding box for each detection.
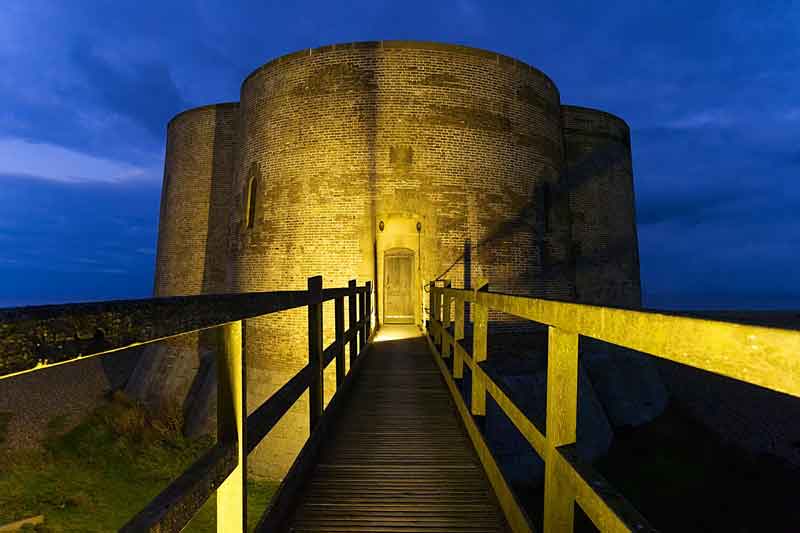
[453,294,465,379]
[358,285,366,352]
[365,281,372,340]
[348,279,357,366]
[471,280,489,417]
[308,275,323,432]
[543,326,579,533]
[216,320,246,533]
[335,295,345,387]
[432,282,441,346]
[441,281,452,359]
[427,281,435,333]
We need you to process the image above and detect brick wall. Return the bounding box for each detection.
[227,41,579,478]
[562,105,642,308]
[126,104,239,419]
[144,42,645,480]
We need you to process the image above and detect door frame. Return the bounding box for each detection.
[383,247,415,324]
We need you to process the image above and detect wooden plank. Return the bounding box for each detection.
[349,280,358,366]
[308,276,324,432]
[254,329,376,532]
[280,327,512,532]
[216,321,246,532]
[442,281,452,359]
[0,290,315,378]
[454,294,465,379]
[358,289,367,352]
[543,326,579,533]
[557,444,656,533]
[473,290,800,398]
[480,363,547,458]
[246,366,310,454]
[424,331,531,533]
[119,441,237,532]
[471,281,489,417]
[335,296,345,387]
[0,515,44,531]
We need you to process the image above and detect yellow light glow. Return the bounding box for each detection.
[373,325,421,342]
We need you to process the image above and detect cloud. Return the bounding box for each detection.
[69,44,188,139]
[0,138,154,183]
[782,108,800,121]
[665,109,735,129]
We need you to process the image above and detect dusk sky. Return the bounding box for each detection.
[0,1,798,310]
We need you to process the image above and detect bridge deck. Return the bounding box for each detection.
[281,325,510,532]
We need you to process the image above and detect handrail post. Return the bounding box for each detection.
[308,276,324,432]
[216,320,246,533]
[365,281,372,341]
[543,326,579,533]
[432,282,441,346]
[442,280,452,359]
[427,281,435,333]
[358,285,366,352]
[335,295,345,387]
[471,280,489,418]
[348,279,357,366]
[453,293,465,379]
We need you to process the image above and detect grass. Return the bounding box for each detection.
[0,391,277,532]
[0,411,11,446]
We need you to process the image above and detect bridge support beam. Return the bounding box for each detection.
[365,281,372,340]
[442,280,452,359]
[216,320,246,533]
[358,286,366,353]
[453,294,465,379]
[308,276,324,432]
[335,296,345,388]
[471,280,489,417]
[348,279,357,368]
[543,326,579,533]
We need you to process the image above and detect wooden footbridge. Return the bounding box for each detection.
[1,277,799,532]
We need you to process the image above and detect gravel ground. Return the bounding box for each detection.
[0,346,143,451]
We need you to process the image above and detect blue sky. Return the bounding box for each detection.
[0,0,798,309]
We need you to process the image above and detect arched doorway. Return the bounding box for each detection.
[383,247,415,324]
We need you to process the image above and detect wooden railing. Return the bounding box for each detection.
[426,280,800,533]
[0,276,373,532]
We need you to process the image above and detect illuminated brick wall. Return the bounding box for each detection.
[225,41,577,478]
[138,42,643,480]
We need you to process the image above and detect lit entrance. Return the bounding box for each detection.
[384,249,414,324]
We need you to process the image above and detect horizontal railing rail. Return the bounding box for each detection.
[426,280,800,533]
[0,277,374,533]
[0,285,370,378]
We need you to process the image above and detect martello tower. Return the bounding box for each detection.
[126,41,643,480]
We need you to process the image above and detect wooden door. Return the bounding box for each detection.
[384,252,414,323]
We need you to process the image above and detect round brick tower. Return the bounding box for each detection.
[229,41,575,478]
[561,105,641,308]
[561,105,666,429]
[126,103,239,430]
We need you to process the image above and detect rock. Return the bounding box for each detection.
[580,338,668,428]
[125,333,205,416]
[477,333,614,486]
